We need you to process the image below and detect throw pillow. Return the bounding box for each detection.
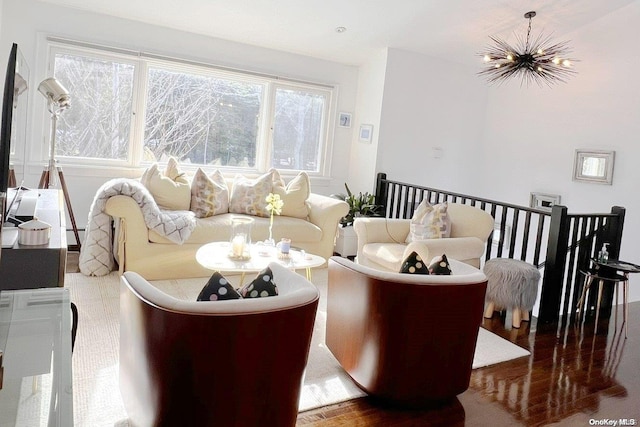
[239,266,278,298]
[405,200,451,243]
[197,272,242,301]
[140,158,191,210]
[165,157,183,181]
[399,251,430,275]
[271,169,311,219]
[428,254,453,275]
[190,168,229,218]
[229,171,274,217]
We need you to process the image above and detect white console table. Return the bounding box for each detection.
[0,287,73,426]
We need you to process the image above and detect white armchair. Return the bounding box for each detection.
[354,203,495,271]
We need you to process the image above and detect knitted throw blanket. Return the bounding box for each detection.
[79,178,196,276]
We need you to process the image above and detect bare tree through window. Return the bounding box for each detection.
[48,43,332,174]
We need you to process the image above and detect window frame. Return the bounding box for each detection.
[43,37,336,177]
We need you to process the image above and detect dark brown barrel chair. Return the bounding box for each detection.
[326,256,487,407]
[119,262,319,427]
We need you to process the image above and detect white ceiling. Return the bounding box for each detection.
[39,0,636,66]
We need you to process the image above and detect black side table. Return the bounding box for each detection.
[577,259,640,338]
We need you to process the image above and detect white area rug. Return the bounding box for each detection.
[67,269,529,426]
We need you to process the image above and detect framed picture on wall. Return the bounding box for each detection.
[338,112,352,128]
[530,192,561,212]
[572,149,615,185]
[359,124,373,143]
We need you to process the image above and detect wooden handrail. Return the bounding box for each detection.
[374,172,626,325]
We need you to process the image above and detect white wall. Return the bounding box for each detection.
[372,4,640,303]
[376,48,488,194]
[480,2,640,302]
[0,0,358,235]
[345,48,388,195]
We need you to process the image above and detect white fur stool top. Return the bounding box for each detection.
[483,258,541,328]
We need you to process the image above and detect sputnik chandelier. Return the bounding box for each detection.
[478,11,577,87]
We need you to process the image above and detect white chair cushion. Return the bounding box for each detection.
[122,262,318,314]
[334,256,486,284]
[362,243,408,271]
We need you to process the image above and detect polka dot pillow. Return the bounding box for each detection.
[399,251,430,275]
[428,254,453,275]
[197,272,242,301]
[196,268,279,301]
[239,267,279,298]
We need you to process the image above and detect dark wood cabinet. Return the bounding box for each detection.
[0,189,67,290]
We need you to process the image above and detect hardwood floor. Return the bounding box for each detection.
[297,302,640,426]
[68,252,638,426]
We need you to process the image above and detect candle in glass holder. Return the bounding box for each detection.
[279,238,291,255]
[232,234,246,257]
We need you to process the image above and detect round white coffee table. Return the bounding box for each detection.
[196,242,325,284]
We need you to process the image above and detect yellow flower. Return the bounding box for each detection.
[265,193,284,216]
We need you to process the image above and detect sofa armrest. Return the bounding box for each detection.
[307,193,349,234]
[105,195,146,224]
[104,195,151,272]
[354,217,410,260]
[404,237,485,267]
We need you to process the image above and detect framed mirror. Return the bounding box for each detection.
[573,149,615,185]
[530,192,561,212]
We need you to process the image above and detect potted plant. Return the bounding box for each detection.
[331,184,383,257]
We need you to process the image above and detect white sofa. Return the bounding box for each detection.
[105,192,348,280]
[354,203,495,272]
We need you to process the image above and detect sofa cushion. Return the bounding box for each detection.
[140,158,191,210]
[197,272,242,301]
[148,213,322,244]
[190,168,229,218]
[271,169,310,219]
[406,200,451,243]
[229,171,273,217]
[239,267,279,298]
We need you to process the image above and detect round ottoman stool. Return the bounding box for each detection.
[483,258,540,328]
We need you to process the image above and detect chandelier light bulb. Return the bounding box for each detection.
[537,49,544,54]
[506,54,514,61]
[484,55,492,62]
[562,60,571,67]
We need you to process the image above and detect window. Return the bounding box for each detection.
[52,50,135,161]
[47,39,334,175]
[272,86,326,171]
[143,67,263,167]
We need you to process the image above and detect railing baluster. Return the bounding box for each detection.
[497,207,508,257]
[533,215,546,267]
[521,211,532,261]
[509,209,519,259]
